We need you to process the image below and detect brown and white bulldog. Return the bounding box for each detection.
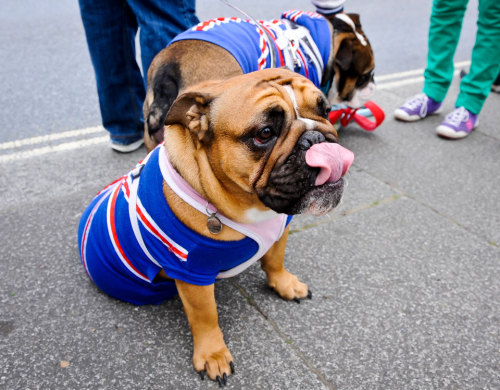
[79,69,353,385]
[143,10,375,152]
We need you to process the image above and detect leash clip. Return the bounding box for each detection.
[328,101,385,131]
[131,163,145,179]
[288,40,301,68]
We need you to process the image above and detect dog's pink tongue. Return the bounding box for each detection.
[305,143,354,186]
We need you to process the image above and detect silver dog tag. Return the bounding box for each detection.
[207,214,222,235]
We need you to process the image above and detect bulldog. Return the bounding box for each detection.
[143,9,375,151]
[78,69,354,385]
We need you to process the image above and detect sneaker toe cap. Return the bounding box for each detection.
[110,138,144,153]
[394,108,421,122]
[436,125,469,139]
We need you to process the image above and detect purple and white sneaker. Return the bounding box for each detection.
[436,107,478,139]
[394,93,442,122]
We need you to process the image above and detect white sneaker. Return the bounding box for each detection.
[110,138,144,153]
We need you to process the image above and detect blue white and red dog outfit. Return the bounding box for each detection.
[170,9,332,89]
[78,146,292,305]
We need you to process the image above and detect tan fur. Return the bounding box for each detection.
[175,280,234,380]
[153,69,339,382]
[260,227,309,300]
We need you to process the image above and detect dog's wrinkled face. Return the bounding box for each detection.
[165,69,352,222]
[328,14,375,108]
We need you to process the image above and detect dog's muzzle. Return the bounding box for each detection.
[258,131,353,216]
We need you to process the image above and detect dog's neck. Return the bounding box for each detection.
[320,17,337,95]
[159,145,288,253]
[162,139,273,226]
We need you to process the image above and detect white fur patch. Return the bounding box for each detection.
[300,117,316,130]
[326,81,340,105]
[347,81,376,108]
[334,14,367,46]
[283,85,315,129]
[245,207,279,223]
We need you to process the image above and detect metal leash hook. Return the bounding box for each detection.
[219,0,277,68]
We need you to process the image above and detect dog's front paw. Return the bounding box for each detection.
[267,270,311,302]
[193,330,234,385]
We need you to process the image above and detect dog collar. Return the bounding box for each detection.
[158,145,220,223]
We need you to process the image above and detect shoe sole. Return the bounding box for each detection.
[394,106,442,122]
[436,119,478,139]
[110,138,144,153]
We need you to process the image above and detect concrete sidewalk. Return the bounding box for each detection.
[1,78,499,389]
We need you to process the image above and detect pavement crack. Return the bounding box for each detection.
[289,194,401,235]
[404,192,500,248]
[350,165,499,248]
[230,280,336,390]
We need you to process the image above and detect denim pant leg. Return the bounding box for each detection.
[127,0,199,85]
[79,0,145,144]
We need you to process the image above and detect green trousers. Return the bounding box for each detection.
[423,0,500,114]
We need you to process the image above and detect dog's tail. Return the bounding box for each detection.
[144,62,181,149]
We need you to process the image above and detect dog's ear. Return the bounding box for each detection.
[165,91,214,143]
[335,39,353,71]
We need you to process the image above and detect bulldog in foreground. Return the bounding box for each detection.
[78,69,354,385]
[144,9,375,151]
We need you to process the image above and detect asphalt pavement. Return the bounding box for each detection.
[1,1,499,389]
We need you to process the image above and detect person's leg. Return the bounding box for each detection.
[423,0,469,103]
[492,70,500,93]
[127,0,199,85]
[436,0,500,139]
[79,0,145,148]
[455,0,500,113]
[394,0,468,122]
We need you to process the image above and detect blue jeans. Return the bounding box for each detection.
[79,0,199,145]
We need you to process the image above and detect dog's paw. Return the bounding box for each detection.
[267,270,311,302]
[193,333,234,385]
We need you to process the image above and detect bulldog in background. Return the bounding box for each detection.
[143,9,375,151]
[79,69,354,385]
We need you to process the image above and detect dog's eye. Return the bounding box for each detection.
[315,96,330,119]
[320,101,330,119]
[356,72,373,87]
[254,127,274,144]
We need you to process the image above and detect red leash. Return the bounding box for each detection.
[328,101,385,131]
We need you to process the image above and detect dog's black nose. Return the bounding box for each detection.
[297,130,326,150]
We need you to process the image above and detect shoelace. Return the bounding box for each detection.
[404,93,427,110]
[445,107,468,127]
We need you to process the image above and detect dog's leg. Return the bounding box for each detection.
[260,227,311,301]
[175,280,234,383]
